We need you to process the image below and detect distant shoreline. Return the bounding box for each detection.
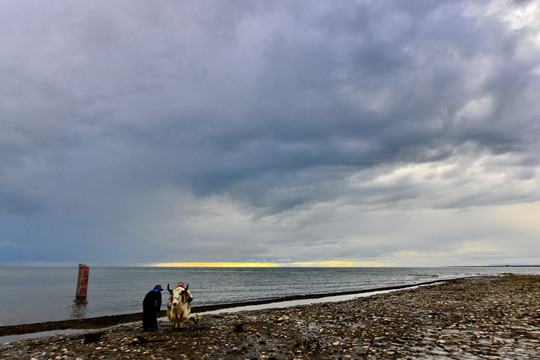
[435,264,540,268]
[1,277,458,337]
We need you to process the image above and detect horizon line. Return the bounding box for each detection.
[152,261,390,267]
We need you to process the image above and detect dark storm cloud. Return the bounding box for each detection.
[1,0,539,265]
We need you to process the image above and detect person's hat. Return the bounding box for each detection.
[154,284,163,291]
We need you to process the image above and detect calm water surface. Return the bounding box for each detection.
[1,266,539,326]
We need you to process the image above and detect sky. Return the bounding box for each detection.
[1,0,540,267]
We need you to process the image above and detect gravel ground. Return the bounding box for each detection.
[1,274,539,359]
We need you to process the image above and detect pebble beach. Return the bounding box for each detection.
[2,274,539,359]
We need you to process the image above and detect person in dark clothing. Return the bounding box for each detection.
[142,284,163,331]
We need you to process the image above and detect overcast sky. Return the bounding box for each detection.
[1,0,539,267]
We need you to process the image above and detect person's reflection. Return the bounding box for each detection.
[69,297,88,319]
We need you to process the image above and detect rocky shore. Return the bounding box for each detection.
[2,274,539,359]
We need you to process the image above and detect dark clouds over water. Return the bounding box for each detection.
[1,0,539,266]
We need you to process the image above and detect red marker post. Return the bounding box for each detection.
[76,263,90,298]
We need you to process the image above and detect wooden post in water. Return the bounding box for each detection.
[76,263,89,299]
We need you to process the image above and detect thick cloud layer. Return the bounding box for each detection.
[1,0,539,266]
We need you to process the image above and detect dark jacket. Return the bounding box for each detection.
[142,290,162,330]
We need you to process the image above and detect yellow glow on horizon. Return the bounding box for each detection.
[290,260,388,267]
[154,262,279,268]
[152,260,388,267]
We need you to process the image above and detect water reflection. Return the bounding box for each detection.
[69,297,88,319]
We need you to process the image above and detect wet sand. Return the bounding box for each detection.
[1,274,539,359]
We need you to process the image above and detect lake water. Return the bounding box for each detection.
[1,266,539,326]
